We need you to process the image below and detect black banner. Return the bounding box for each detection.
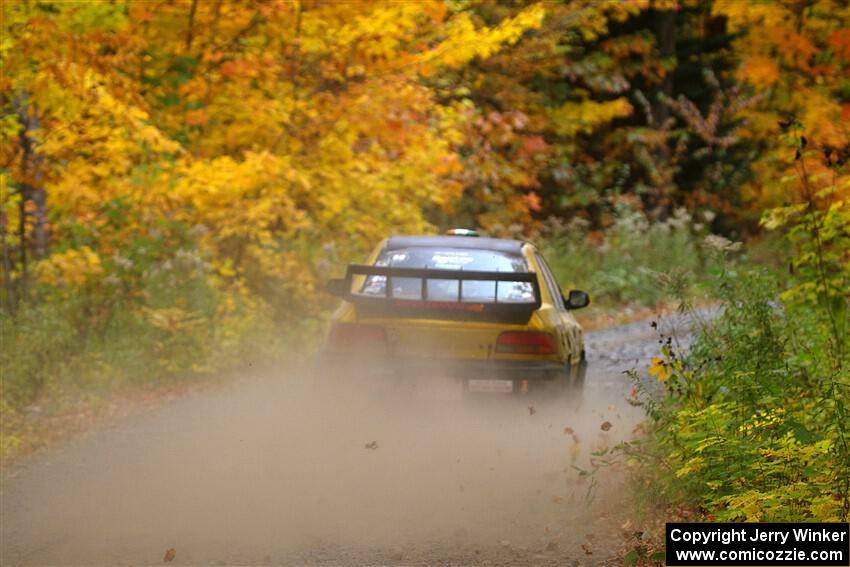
[666,523,849,566]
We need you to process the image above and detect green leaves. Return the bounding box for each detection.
[635,261,850,522]
[61,3,128,33]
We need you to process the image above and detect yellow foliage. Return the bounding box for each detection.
[3,0,539,324]
[648,356,672,382]
[714,0,850,209]
[548,98,633,137]
[35,247,103,288]
[417,4,545,72]
[675,456,704,478]
[738,54,780,87]
[142,306,202,333]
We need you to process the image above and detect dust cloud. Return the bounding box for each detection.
[2,350,647,565]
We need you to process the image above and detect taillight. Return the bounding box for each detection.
[495,331,558,355]
[328,322,387,350]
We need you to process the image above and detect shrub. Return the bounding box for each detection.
[0,218,272,412]
[540,206,724,308]
[630,180,850,521]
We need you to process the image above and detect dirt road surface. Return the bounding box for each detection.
[1,313,703,566]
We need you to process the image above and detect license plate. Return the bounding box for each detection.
[467,379,513,393]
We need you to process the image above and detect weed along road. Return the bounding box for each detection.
[1,314,699,566]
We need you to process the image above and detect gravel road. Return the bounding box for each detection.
[1,312,707,566]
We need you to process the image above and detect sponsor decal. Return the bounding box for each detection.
[394,299,485,312]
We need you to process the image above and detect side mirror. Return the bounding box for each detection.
[564,289,590,310]
[326,278,347,297]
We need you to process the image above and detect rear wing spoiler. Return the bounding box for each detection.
[331,264,541,324]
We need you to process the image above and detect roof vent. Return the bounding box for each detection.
[446,228,479,237]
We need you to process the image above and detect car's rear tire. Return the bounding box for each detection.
[559,352,586,405]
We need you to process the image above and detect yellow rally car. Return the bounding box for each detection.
[322,230,589,396]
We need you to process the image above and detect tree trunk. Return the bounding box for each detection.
[1,203,16,313]
[653,9,677,126]
[648,9,677,215]
[14,94,49,299]
[185,0,198,52]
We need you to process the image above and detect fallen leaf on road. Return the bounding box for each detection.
[365,441,378,450]
[600,421,612,431]
[163,547,176,563]
[581,543,593,555]
[563,426,580,444]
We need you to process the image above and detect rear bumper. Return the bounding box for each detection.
[318,352,566,381]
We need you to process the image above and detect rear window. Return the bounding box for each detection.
[360,247,534,303]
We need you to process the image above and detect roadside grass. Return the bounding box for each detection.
[0,251,285,463]
[0,374,217,464]
[539,207,739,326]
[620,194,849,560]
[0,313,285,464]
[627,265,848,523]
[541,198,849,561]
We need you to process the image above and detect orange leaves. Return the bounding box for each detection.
[710,0,850,212]
[715,0,839,81]
[184,109,208,126]
[523,192,542,213]
[424,2,448,24]
[796,91,848,149]
[772,27,819,75]
[135,9,155,23]
[434,154,463,176]
[829,29,850,61]
[739,55,780,87]
[218,61,240,77]
[219,59,258,79]
[522,135,547,154]
[163,548,176,563]
[202,50,224,64]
